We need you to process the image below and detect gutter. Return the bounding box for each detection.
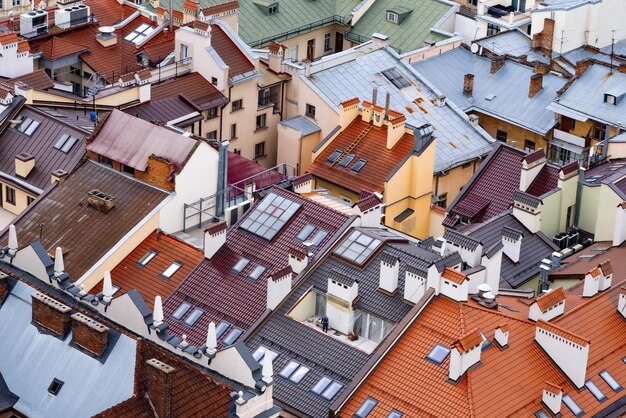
[0,171,44,195]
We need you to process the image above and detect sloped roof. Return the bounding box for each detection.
[87,110,198,171]
[150,72,227,111]
[1,69,55,90]
[535,286,567,311]
[209,23,255,78]
[39,37,89,60]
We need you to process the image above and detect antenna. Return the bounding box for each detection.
[610,30,616,74]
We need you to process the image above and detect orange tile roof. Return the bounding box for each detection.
[201,0,239,15]
[172,9,183,21]
[599,260,613,275]
[17,40,29,53]
[210,23,255,78]
[2,69,54,90]
[192,20,209,31]
[442,267,468,285]
[89,231,203,309]
[550,242,624,282]
[536,319,590,346]
[155,6,168,15]
[340,97,360,107]
[453,328,482,352]
[307,116,414,194]
[39,37,89,60]
[535,286,566,311]
[0,32,18,46]
[543,381,562,394]
[589,267,602,278]
[497,323,509,332]
[183,0,198,11]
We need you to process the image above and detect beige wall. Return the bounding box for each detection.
[280,24,350,63]
[0,180,36,215]
[433,161,480,208]
[313,178,359,205]
[579,184,622,241]
[477,112,549,152]
[276,123,320,172]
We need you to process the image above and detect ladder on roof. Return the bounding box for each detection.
[332,122,373,167]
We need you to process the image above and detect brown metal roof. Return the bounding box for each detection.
[124,96,202,127]
[1,159,169,280]
[210,23,255,79]
[87,109,197,171]
[2,69,55,90]
[151,72,227,111]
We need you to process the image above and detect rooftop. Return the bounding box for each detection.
[582,158,626,200]
[473,30,549,64]
[550,242,625,281]
[208,23,256,79]
[150,72,228,111]
[279,115,321,137]
[0,69,55,91]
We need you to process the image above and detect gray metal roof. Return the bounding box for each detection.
[548,64,626,126]
[443,229,482,251]
[513,190,542,208]
[534,0,601,11]
[0,281,137,418]
[279,116,321,137]
[303,47,494,172]
[474,30,549,63]
[412,47,568,135]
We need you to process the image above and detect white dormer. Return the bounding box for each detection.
[404,265,427,303]
[352,194,384,228]
[288,247,308,274]
[542,382,563,415]
[598,261,613,291]
[379,253,399,294]
[440,268,469,302]
[449,329,482,382]
[528,287,566,322]
[501,226,522,263]
[204,221,227,259]
[582,267,603,297]
[535,320,589,388]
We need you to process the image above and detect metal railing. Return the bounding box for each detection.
[248,15,348,48]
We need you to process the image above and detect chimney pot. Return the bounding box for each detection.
[463,74,474,97]
[204,221,227,259]
[575,59,592,77]
[87,189,115,213]
[31,292,71,336]
[494,324,509,347]
[529,73,543,98]
[543,382,563,415]
[379,253,399,293]
[153,295,164,326]
[54,246,65,278]
[205,322,217,356]
[102,271,114,302]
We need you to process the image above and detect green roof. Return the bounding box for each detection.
[348,0,452,53]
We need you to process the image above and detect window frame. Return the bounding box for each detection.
[231,99,243,112]
[386,11,398,24]
[256,113,267,130]
[255,141,266,158]
[5,186,15,205]
[136,249,158,267]
[161,262,182,279]
[324,32,332,51]
[305,103,316,118]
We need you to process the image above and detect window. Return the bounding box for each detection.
[259,89,271,107]
[125,23,156,46]
[207,107,218,119]
[279,360,310,383]
[268,3,278,14]
[99,155,113,167]
[27,196,35,205]
[222,327,243,345]
[54,134,78,153]
[305,103,316,118]
[561,116,576,131]
[248,265,266,281]
[524,140,536,152]
[355,397,378,417]
[255,142,266,158]
[388,411,404,418]
[290,44,298,62]
[382,68,410,89]
[321,381,343,400]
[311,376,343,399]
[137,250,157,266]
[289,364,310,383]
[585,380,607,401]
[172,302,192,320]
[435,193,447,208]
[12,0,21,6]
[232,258,250,274]
[121,164,135,176]
[312,376,332,395]
[183,308,204,326]
[324,32,332,51]
[600,371,622,391]
[386,11,398,23]
[487,23,501,36]
[467,0,477,5]
[207,130,218,140]
[232,99,243,112]
[256,114,267,130]
[5,186,15,205]
[338,154,355,168]
[48,378,64,395]
[297,224,315,241]
[593,121,607,140]
[426,344,451,365]
[333,230,382,265]
[161,262,181,278]
[534,411,550,418]
[239,192,302,240]
[252,346,279,363]
[230,123,237,139]
[351,159,367,172]
[604,94,616,105]
[310,230,328,247]
[211,77,218,85]
[340,195,352,204]
[562,395,583,417]
[496,130,507,143]
[17,117,40,136]
[215,320,231,338]
[327,149,343,163]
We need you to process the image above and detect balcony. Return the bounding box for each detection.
[477,0,531,28]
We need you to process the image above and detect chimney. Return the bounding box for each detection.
[71,312,109,357]
[468,114,479,126]
[267,42,284,73]
[490,55,505,74]
[551,252,562,269]
[512,191,542,233]
[327,275,358,334]
[267,266,292,310]
[292,173,314,194]
[529,73,543,98]
[352,193,384,227]
[145,359,175,418]
[339,98,360,129]
[404,265,427,303]
[205,322,217,357]
[361,101,373,123]
[619,63,626,74]
[51,169,69,184]
[575,59,592,77]
[583,267,603,297]
[501,226,523,263]
[371,33,389,49]
[494,324,509,348]
[15,153,35,178]
[534,62,550,75]
[372,87,378,105]
[204,221,227,259]
[414,123,433,153]
[528,287,566,321]
[449,329,482,382]
[7,224,17,258]
[0,272,8,303]
[31,292,71,336]
[262,350,274,384]
[153,295,164,326]
[463,74,474,97]
[372,104,385,128]
[102,271,114,303]
[598,260,613,291]
[96,27,117,47]
[535,320,589,388]
[384,92,391,119]
[542,382,563,415]
[613,203,626,246]
[531,18,555,54]
[386,110,406,150]
[87,189,115,213]
[520,149,546,191]
[379,253,399,294]
[288,247,308,274]
[618,288,626,320]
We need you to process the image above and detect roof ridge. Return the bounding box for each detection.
[536,319,590,346]
[555,277,626,320]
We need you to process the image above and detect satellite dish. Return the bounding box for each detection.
[470,43,479,54]
[589,146,595,157]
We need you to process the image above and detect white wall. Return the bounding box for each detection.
[0,41,33,78]
[528,300,564,321]
[536,325,589,388]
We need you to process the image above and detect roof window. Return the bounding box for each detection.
[333,230,382,265]
[137,250,157,266]
[355,397,378,417]
[327,149,343,163]
[215,320,231,339]
[585,380,607,402]
[287,363,310,383]
[296,224,315,241]
[16,117,40,136]
[54,133,79,153]
[388,410,404,418]
[171,301,192,320]
[232,258,250,274]
[248,265,267,281]
[351,159,367,172]
[599,370,622,392]
[183,308,204,327]
[425,344,450,365]
[480,331,493,351]
[161,262,181,279]
[268,3,278,14]
[222,327,243,346]
[124,23,155,45]
[338,153,355,168]
[310,230,328,247]
[386,11,398,23]
[239,192,302,240]
[48,378,64,396]
[311,377,343,400]
[252,345,279,363]
[563,394,584,417]
[534,411,550,418]
[382,68,410,89]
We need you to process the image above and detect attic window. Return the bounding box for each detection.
[426,344,450,365]
[48,378,64,396]
[351,159,367,172]
[232,258,250,274]
[248,265,266,281]
[333,230,382,265]
[604,94,616,105]
[161,262,181,279]
[252,345,279,363]
[339,154,355,168]
[310,230,328,246]
[17,117,40,136]
[311,376,343,400]
[562,395,584,417]
[171,301,192,320]
[268,3,278,14]
[183,308,204,327]
[54,133,79,153]
[222,327,243,345]
[327,149,343,163]
[215,320,231,338]
[355,397,378,417]
[382,68,410,89]
[388,411,404,418]
[585,380,607,402]
[534,411,550,418]
[599,370,622,392]
[296,224,315,241]
[480,331,493,351]
[239,192,302,240]
[137,250,157,266]
[124,23,155,45]
[386,11,398,23]
[280,360,310,383]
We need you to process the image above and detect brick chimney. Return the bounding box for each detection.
[534,62,550,75]
[15,153,35,178]
[528,73,543,98]
[71,312,109,357]
[494,324,509,348]
[145,359,175,418]
[531,18,555,55]
[575,59,592,77]
[543,382,563,415]
[379,252,399,294]
[31,292,71,336]
[204,221,227,259]
[490,55,505,74]
[449,329,482,382]
[87,189,115,213]
[288,247,308,274]
[267,266,292,310]
[463,74,474,97]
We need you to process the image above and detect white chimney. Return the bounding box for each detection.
[292,173,314,194]
[288,247,308,274]
[613,203,626,246]
[339,98,360,129]
[8,224,18,257]
[449,329,483,382]
[386,111,406,150]
[361,101,373,123]
[598,261,613,291]
[440,267,469,302]
[204,221,227,259]
[481,242,503,296]
[102,271,114,303]
[352,194,384,228]
[205,322,217,357]
[267,266,292,310]
[326,275,358,334]
[379,253,399,294]
[153,295,164,327]
[519,150,546,191]
[528,287,566,322]
[501,226,522,263]
[371,33,389,49]
[404,265,427,303]
[494,324,509,348]
[262,350,273,384]
[512,191,542,233]
[54,246,65,278]
[542,382,563,415]
[535,320,589,388]
[582,267,603,297]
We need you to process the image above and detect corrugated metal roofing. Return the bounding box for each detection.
[0,281,137,418]
[279,116,321,137]
[474,30,549,63]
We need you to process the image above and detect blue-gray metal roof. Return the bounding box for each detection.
[600,38,626,58]
[0,281,137,418]
[474,30,549,63]
[548,64,626,125]
[279,115,321,137]
[303,47,494,172]
[533,0,601,11]
[412,47,568,135]
[561,46,614,67]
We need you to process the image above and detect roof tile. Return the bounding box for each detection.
[535,286,566,312]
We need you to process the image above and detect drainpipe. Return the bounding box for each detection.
[216,140,229,217]
[573,166,585,227]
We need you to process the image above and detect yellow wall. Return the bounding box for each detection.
[579,184,622,241]
[433,161,480,208]
[562,116,619,144]
[0,181,36,215]
[313,178,359,205]
[26,85,142,108]
[279,24,350,62]
[477,112,549,151]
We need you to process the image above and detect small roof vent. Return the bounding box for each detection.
[87,189,115,213]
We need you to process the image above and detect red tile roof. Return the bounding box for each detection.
[0,32,18,45]
[355,193,382,212]
[589,267,601,278]
[442,267,467,285]
[89,231,203,309]
[227,151,284,187]
[524,148,545,164]
[17,40,29,53]
[454,328,482,351]
[526,164,559,197]
[151,72,227,111]
[201,0,239,16]
[39,37,89,60]
[536,319,590,346]
[561,160,579,175]
[599,260,613,275]
[307,116,414,194]
[535,286,566,311]
[543,381,562,393]
[210,23,255,78]
[2,69,54,90]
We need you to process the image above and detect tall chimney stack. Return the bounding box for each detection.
[384,92,391,119]
[529,73,544,98]
[490,55,505,74]
[145,359,175,418]
[463,74,474,97]
[372,87,378,105]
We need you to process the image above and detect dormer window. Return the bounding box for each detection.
[605,94,616,105]
[268,3,278,14]
[387,11,398,24]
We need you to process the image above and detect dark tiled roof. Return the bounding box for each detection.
[526,164,559,197]
[210,23,255,79]
[162,187,350,347]
[89,231,203,309]
[1,160,169,280]
[513,190,542,208]
[0,105,88,192]
[151,72,227,111]
[501,226,523,241]
[466,212,557,288]
[443,230,481,251]
[523,148,545,164]
[355,194,382,212]
[434,252,463,273]
[124,96,202,127]
[561,160,579,175]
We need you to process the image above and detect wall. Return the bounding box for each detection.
[453,14,479,45]
[276,124,321,173]
[434,161,480,208]
[313,178,359,205]
[24,84,142,108]
[0,40,33,78]
[476,111,549,151]
[579,184,622,241]
[278,24,349,63]
[0,180,36,215]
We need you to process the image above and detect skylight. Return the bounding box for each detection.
[339,153,355,168]
[183,308,204,327]
[124,23,155,45]
[426,344,450,365]
[48,378,64,396]
[54,133,78,153]
[355,397,378,418]
[296,224,315,241]
[239,193,302,240]
[351,159,367,172]
[311,376,344,400]
[388,410,404,418]
[563,395,583,417]
[248,265,266,281]
[288,364,310,383]
[321,381,343,400]
[215,320,231,339]
[171,302,191,320]
[279,360,311,383]
[312,376,332,395]
[585,380,607,402]
[232,258,250,274]
[17,117,40,136]
[310,230,328,247]
[280,361,299,378]
[534,411,549,418]
[222,327,243,346]
[252,346,279,363]
[333,230,382,265]
[382,68,410,89]
[137,250,157,266]
[480,331,492,351]
[327,149,343,163]
[162,262,181,278]
[600,370,622,392]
